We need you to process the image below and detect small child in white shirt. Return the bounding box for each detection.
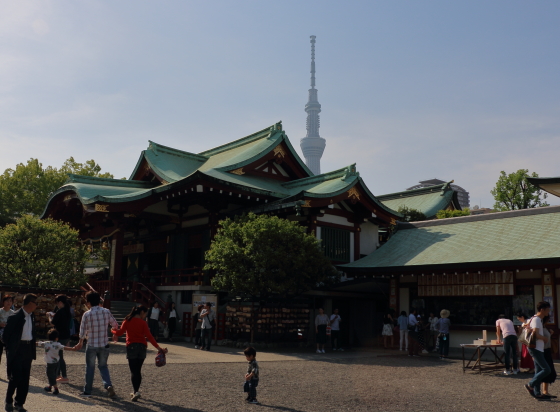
[37,328,77,395]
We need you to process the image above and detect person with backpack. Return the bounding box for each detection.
[112,305,168,402]
[524,301,552,399]
[200,302,215,351]
[49,295,72,384]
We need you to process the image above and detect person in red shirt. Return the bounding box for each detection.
[112,305,167,402]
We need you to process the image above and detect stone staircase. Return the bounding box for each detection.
[109,301,138,324]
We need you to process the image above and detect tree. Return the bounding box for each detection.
[491,169,549,211]
[0,215,89,288]
[0,157,114,226]
[436,209,471,219]
[205,213,338,298]
[397,206,427,222]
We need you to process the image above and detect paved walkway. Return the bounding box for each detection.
[0,375,111,412]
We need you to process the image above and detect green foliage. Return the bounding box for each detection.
[491,169,549,211]
[397,206,427,222]
[205,213,338,298]
[436,208,471,219]
[0,157,114,226]
[0,215,89,288]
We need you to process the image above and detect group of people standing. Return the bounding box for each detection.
[314,308,343,353]
[0,291,168,411]
[389,309,451,359]
[192,302,216,351]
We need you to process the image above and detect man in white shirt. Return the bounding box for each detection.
[200,302,215,351]
[524,301,551,399]
[330,309,343,351]
[495,314,518,375]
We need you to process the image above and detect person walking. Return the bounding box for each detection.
[193,305,203,349]
[200,302,215,351]
[524,301,552,399]
[495,314,518,375]
[541,315,557,398]
[167,303,177,342]
[330,309,343,351]
[407,310,420,357]
[315,308,329,353]
[397,311,408,351]
[111,305,168,402]
[517,313,535,373]
[38,328,77,396]
[49,295,71,384]
[428,312,439,351]
[0,296,15,366]
[75,291,119,398]
[436,309,451,359]
[3,293,38,412]
[381,312,394,349]
[147,302,163,342]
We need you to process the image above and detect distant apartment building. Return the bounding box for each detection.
[407,178,470,209]
[470,206,494,215]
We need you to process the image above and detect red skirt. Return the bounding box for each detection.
[520,344,535,369]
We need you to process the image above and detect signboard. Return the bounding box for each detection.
[123,243,144,255]
[192,293,218,315]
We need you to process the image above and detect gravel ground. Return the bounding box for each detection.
[30,349,560,412]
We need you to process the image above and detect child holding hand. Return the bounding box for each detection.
[37,328,78,395]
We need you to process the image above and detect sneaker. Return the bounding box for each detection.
[131,392,141,402]
[53,388,59,396]
[249,399,260,404]
[321,349,325,354]
[524,384,535,398]
[194,346,199,349]
[106,386,116,398]
[44,386,52,392]
[78,392,92,398]
[13,405,27,412]
[316,350,321,354]
[422,350,428,354]
[57,377,69,383]
[514,368,520,374]
[5,403,14,412]
[503,370,512,375]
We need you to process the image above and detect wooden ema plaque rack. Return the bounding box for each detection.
[418,272,514,297]
[225,303,310,341]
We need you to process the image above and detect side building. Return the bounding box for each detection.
[407,178,470,209]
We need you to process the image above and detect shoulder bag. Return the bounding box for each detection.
[518,316,537,349]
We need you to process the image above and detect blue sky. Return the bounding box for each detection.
[1,1,559,207]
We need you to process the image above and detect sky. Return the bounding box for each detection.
[1,1,559,208]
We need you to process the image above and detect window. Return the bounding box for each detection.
[181,290,193,305]
[321,227,351,262]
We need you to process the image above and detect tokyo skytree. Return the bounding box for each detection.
[300,35,326,175]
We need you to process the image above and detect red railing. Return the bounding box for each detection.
[140,267,205,286]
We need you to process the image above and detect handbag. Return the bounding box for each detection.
[155,351,167,367]
[518,317,538,349]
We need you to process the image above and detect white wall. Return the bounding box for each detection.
[360,222,378,256]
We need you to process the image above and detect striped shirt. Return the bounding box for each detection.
[79,306,118,347]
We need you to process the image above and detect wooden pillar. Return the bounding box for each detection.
[354,223,361,262]
[109,230,124,298]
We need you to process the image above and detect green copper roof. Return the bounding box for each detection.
[42,123,398,220]
[376,182,459,218]
[341,206,560,272]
